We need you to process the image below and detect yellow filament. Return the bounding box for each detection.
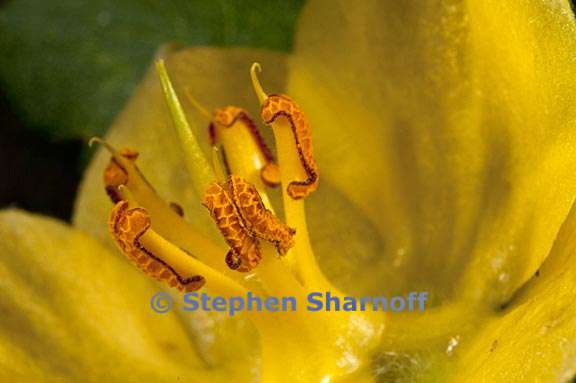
[216,121,267,188]
[276,128,330,289]
[250,65,331,290]
[155,59,215,193]
[140,229,247,298]
[255,241,383,382]
[256,243,304,297]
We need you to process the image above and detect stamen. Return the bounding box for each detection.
[250,65,318,199]
[260,95,319,199]
[110,200,247,296]
[155,59,215,194]
[91,138,225,270]
[250,65,330,290]
[109,201,205,292]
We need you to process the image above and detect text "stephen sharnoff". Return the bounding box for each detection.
[151,291,429,316]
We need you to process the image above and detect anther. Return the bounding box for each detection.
[228,176,295,255]
[109,201,205,292]
[202,176,295,271]
[202,182,263,272]
[261,95,319,199]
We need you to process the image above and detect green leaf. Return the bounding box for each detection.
[0,0,304,139]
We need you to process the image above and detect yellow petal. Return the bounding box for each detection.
[454,200,576,382]
[307,181,390,295]
[74,45,288,248]
[0,209,245,381]
[289,0,576,305]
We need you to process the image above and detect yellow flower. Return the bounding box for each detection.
[3,0,576,381]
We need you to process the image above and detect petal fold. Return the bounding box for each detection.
[454,199,576,382]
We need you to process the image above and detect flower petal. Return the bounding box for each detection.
[289,0,576,304]
[74,46,288,247]
[0,209,245,381]
[453,200,576,382]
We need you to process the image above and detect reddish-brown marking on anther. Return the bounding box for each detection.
[260,95,319,199]
[209,106,280,186]
[228,176,295,255]
[202,176,295,271]
[109,201,205,292]
[103,148,138,203]
[102,147,160,204]
[202,182,262,272]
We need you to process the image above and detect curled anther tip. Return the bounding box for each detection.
[251,62,262,73]
[88,136,117,155]
[250,62,267,105]
[88,136,102,147]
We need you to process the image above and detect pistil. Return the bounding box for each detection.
[156,60,215,194]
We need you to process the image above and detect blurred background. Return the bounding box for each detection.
[0,0,304,220]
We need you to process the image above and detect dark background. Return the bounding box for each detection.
[0,0,304,220]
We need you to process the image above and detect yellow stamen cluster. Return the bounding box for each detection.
[93,59,383,383]
[96,61,325,293]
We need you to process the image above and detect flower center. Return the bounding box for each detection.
[91,60,385,383]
